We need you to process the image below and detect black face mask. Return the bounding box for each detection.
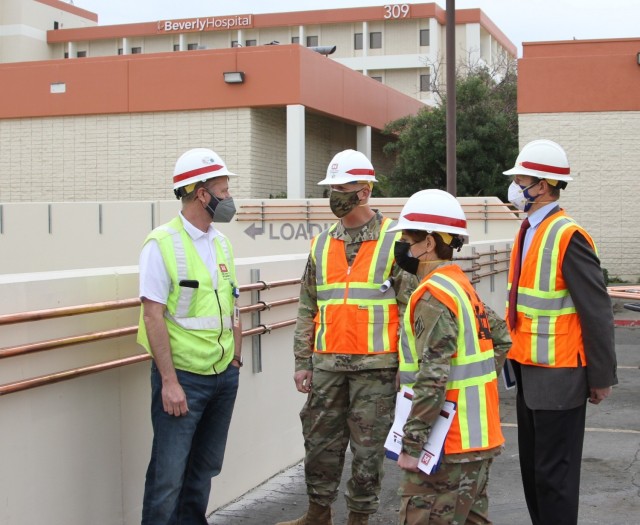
[393,240,420,275]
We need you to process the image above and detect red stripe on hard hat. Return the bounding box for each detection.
[403,213,466,228]
[346,168,375,175]
[173,164,224,184]
[521,161,570,175]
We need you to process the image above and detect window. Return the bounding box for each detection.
[131,47,142,54]
[354,33,363,50]
[64,52,69,59]
[291,36,300,44]
[53,21,59,30]
[76,51,87,58]
[245,39,257,47]
[117,48,123,55]
[371,76,383,83]
[173,44,180,51]
[231,40,239,48]
[187,43,198,50]
[370,32,382,49]
[420,74,431,92]
[306,35,318,47]
[420,29,430,47]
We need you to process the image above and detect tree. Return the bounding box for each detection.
[380,64,518,201]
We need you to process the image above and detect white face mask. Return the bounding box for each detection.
[508,181,539,212]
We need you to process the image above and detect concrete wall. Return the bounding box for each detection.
[0,255,308,525]
[518,112,640,281]
[0,197,520,274]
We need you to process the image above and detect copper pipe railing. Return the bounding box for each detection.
[0,298,141,326]
[0,278,303,397]
[0,354,151,396]
[0,319,301,397]
[0,253,511,396]
[0,326,138,359]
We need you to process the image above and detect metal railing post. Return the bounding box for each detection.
[250,268,263,373]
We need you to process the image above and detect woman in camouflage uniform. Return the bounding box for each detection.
[389,190,511,525]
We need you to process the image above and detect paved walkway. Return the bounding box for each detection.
[209,323,640,525]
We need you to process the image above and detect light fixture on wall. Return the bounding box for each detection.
[223,71,245,84]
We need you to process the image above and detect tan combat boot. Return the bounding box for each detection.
[347,511,369,525]
[275,501,334,525]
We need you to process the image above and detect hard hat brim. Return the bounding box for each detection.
[317,176,377,185]
[387,219,469,244]
[503,166,573,181]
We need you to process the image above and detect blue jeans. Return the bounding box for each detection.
[141,362,239,525]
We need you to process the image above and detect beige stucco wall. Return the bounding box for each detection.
[518,112,640,281]
[0,107,383,202]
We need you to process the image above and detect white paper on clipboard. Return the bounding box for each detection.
[384,386,457,474]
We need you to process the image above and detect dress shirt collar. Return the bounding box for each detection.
[527,202,559,230]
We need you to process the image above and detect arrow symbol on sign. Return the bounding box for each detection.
[244,223,264,240]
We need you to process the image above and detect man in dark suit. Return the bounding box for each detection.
[503,139,617,525]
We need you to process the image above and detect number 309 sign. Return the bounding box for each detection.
[383,4,410,19]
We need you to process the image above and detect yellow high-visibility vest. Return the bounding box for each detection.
[137,216,237,375]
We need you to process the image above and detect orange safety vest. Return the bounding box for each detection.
[507,211,595,368]
[401,264,504,454]
[311,218,399,354]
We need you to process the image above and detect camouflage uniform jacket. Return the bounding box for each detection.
[293,210,417,373]
[402,267,511,463]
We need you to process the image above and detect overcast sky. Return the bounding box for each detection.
[73,0,639,56]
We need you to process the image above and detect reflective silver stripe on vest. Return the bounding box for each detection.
[430,274,478,358]
[517,290,575,312]
[371,304,386,350]
[166,313,233,331]
[448,359,496,383]
[538,217,573,292]
[464,385,483,448]
[315,305,327,351]
[317,286,396,302]
[399,370,417,385]
[534,315,552,365]
[158,225,195,318]
[371,220,398,283]
[400,322,415,364]
[313,228,333,287]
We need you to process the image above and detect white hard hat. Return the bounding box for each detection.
[503,139,572,181]
[317,149,377,185]
[388,189,469,244]
[173,148,236,192]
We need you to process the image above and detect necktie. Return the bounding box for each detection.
[508,218,531,329]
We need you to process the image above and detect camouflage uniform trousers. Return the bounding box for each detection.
[398,458,493,525]
[300,367,396,513]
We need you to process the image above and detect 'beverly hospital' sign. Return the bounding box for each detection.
[158,15,253,33]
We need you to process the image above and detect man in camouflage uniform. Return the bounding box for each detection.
[276,150,416,525]
[390,190,511,524]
